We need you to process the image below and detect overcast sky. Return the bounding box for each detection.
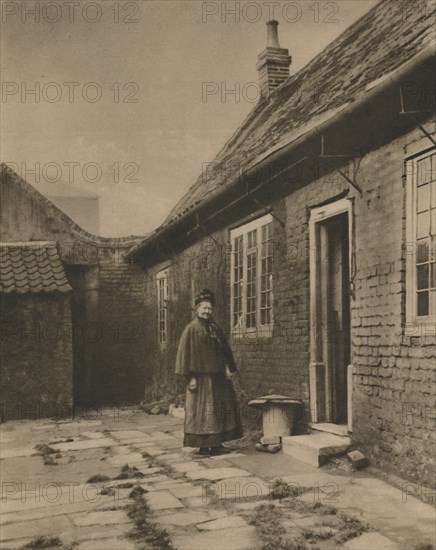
[2,0,378,236]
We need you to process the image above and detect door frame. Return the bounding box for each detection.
[309,197,353,430]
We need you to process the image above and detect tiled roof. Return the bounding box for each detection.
[165,0,435,223]
[0,242,72,294]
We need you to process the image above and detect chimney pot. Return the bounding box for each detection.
[266,20,280,48]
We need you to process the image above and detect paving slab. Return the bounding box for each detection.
[151,480,185,491]
[344,532,399,549]
[81,432,107,439]
[109,430,149,440]
[0,515,74,542]
[76,525,131,541]
[1,447,36,459]
[157,510,212,526]
[158,453,185,462]
[73,510,130,526]
[173,526,259,550]
[53,438,115,452]
[172,461,203,473]
[167,483,205,499]
[76,538,136,550]
[145,491,184,510]
[196,515,249,530]
[186,467,251,481]
[139,446,168,457]
[107,453,145,466]
[209,476,271,502]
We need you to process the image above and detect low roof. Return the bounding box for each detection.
[0,242,72,294]
[165,0,435,225]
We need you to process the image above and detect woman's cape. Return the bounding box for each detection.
[175,317,236,376]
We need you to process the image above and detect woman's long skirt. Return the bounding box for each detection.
[184,373,243,448]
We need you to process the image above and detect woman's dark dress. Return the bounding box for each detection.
[175,316,242,447]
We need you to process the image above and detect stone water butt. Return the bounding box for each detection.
[248,394,302,452]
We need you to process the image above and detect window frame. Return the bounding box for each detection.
[230,213,274,338]
[156,268,169,349]
[405,144,436,334]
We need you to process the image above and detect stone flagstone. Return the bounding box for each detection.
[145,491,184,510]
[76,538,136,550]
[209,475,271,502]
[110,430,148,440]
[172,461,203,473]
[167,483,205,499]
[157,510,212,526]
[344,532,399,549]
[107,453,145,466]
[187,467,251,481]
[73,510,130,526]
[197,516,249,531]
[173,526,258,550]
[53,438,114,452]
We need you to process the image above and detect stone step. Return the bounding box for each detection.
[281,432,351,468]
[309,423,349,437]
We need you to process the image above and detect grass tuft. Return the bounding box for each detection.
[86,474,111,483]
[126,488,176,549]
[20,536,62,548]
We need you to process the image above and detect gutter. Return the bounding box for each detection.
[126,43,435,262]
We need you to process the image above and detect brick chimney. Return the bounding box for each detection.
[257,20,291,98]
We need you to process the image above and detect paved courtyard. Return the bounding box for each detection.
[0,407,434,549]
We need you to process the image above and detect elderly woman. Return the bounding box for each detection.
[175,289,242,457]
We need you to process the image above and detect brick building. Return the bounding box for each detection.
[0,165,148,419]
[128,1,436,488]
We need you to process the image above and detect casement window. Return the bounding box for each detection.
[230,214,273,335]
[156,269,169,347]
[406,146,436,332]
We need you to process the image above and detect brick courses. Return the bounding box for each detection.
[142,128,435,488]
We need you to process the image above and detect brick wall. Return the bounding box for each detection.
[142,128,435,487]
[0,293,73,421]
[1,166,149,409]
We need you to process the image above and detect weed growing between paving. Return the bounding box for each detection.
[127,486,176,550]
[20,536,63,549]
[245,479,372,549]
[33,444,61,466]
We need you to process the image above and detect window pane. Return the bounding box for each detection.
[417,156,433,185]
[431,263,436,289]
[417,211,430,239]
[417,240,429,263]
[432,181,436,209]
[431,209,436,237]
[417,264,429,290]
[430,291,436,316]
[417,184,430,213]
[417,291,429,316]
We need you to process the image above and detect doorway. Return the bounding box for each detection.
[309,199,352,426]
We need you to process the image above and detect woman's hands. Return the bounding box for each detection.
[188,377,197,392]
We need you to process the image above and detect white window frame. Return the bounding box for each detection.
[230,214,273,337]
[405,142,436,335]
[156,268,169,348]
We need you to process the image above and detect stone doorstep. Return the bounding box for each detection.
[282,433,351,468]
